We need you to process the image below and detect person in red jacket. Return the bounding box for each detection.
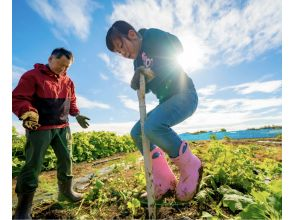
[12,48,90,219]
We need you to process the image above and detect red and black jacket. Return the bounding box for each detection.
[12,63,80,130]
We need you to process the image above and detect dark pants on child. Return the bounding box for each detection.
[15,127,73,194]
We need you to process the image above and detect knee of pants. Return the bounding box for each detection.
[144,120,163,140]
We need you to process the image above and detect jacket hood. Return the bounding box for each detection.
[33,63,67,77]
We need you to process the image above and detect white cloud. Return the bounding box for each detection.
[194,0,281,65]
[28,0,100,41]
[118,95,138,111]
[69,121,135,135]
[107,0,281,76]
[110,0,174,31]
[76,94,110,109]
[101,54,134,84]
[199,97,281,113]
[224,80,282,94]
[116,92,281,134]
[98,53,110,65]
[170,78,282,133]
[173,95,282,133]
[201,80,282,95]
[119,95,158,112]
[198,85,217,96]
[174,110,281,133]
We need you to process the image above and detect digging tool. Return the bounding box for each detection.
[137,72,156,219]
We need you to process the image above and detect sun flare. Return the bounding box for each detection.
[176,33,207,73]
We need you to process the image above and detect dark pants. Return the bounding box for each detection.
[15,127,73,194]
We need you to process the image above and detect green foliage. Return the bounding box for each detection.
[275,133,282,140]
[72,131,136,162]
[12,126,282,219]
[204,142,263,193]
[238,203,268,219]
[12,127,136,175]
[223,135,232,142]
[134,170,146,186]
[127,198,141,216]
[195,188,214,204]
[12,127,26,177]
[189,130,208,135]
[86,179,105,201]
[84,139,282,219]
[196,140,282,219]
[217,185,243,196]
[222,194,254,213]
[241,180,282,219]
[209,134,217,140]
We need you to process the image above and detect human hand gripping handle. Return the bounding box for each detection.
[76,114,90,128]
[20,111,41,130]
[131,66,155,90]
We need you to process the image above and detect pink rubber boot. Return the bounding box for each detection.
[151,147,177,200]
[172,141,203,201]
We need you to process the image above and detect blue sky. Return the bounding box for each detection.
[12,0,282,134]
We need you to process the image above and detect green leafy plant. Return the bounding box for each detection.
[127,198,141,216]
[223,135,232,142]
[12,128,136,174]
[209,134,217,140]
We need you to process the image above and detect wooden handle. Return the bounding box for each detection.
[137,73,156,219]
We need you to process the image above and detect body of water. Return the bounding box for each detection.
[179,128,282,141]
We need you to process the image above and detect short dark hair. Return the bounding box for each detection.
[51,48,73,61]
[106,20,137,52]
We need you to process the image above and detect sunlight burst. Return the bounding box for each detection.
[176,33,207,73]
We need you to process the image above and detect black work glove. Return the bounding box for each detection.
[76,114,90,128]
[131,66,155,90]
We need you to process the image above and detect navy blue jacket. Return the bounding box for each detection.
[134,28,195,103]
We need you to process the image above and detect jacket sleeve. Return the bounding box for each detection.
[69,80,80,116]
[12,72,38,118]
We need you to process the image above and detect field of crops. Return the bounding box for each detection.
[12,127,282,219]
[12,127,137,177]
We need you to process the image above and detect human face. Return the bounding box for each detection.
[112,30,141,59]
[48,55,72,75]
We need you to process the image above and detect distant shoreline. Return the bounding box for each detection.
[186,125,282,135]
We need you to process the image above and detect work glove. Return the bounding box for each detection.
[131,66,155,90]
[76,114,90,128]
[20,111,41,130]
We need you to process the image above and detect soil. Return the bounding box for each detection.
[12,138,281,219]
